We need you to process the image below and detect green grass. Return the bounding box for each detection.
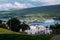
[0,28,56,40]
[24,13,46,20]
[36,17,46,20]
[0,28,20,34]
[0,34,56,40]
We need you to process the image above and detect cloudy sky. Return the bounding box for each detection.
[0,0,60,10]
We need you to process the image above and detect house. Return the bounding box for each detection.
[25,25,52,35]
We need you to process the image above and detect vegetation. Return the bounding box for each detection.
[0,34,56,40]
[0,20,2,24]
[20,22,30,32]
[0,20,5,28]
[7,17,21,32]
[0,5,60,18]
[50,23,60,34]
[6,17,30,32]
[0,5,60,40]
[0,28,20,34]
[24,14,46,20]
[0,26,56,40]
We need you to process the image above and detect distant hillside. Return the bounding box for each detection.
[0,5,60,18]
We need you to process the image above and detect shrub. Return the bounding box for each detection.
[7,17,21,32]
[0,20,5,28]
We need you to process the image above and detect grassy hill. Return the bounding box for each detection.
[0,28,56,40]
[0,5,60,18]
[10,5,60,17]
[0,28,20,34]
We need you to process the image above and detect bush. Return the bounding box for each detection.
[7,18,21,32]
[50,24,60,34]
[0,34,55,40]
[0,24,5,28]
[0,20,5,28]
[7,17,30,32]
[20,22,30,32]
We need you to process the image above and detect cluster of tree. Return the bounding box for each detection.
[0,20,5,28]
[6,17,30,32]
[53,17,60,20]
[50,23,60,34]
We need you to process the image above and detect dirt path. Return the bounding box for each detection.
[51,35,60,40]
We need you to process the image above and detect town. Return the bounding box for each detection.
[0,17,60,35]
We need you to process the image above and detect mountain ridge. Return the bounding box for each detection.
[0,5,60,18]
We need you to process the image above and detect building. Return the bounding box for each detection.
[25,25,52,35]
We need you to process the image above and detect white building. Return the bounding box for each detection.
[25,25,52,35]
[20,19,53,35]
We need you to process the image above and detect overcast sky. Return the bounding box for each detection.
[0,0,60,10]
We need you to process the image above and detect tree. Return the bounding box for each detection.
[50,24,60,34]
[0,20,2,24]
[0,20,5,28]
[7,17,21,32]
[20,22,30,32]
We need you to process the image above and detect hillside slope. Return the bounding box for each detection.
[0,5,60,18]
[0,28,20,34]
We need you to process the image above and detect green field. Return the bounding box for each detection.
[0,34,56,40]
[24,13,46,20]
[0,28,56,40]
[0,28,20,34]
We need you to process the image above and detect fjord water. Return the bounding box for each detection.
[45,20,60,27]
[0,18,60,27]
[43,20,60,27]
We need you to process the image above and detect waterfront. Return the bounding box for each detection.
[0,18,60,27]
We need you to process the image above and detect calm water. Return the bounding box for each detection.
[29,20,60,27]
[43,20,60,27]
[0,18,60,27]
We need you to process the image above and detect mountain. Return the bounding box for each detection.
[0,5,60,18]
